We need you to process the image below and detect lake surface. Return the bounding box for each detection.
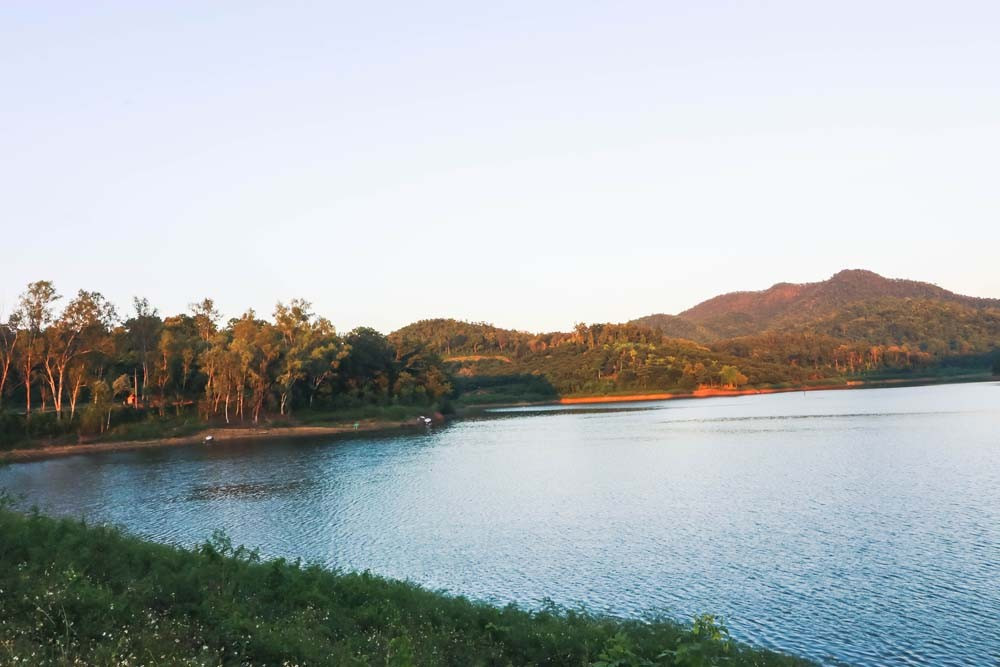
[3,382,1000,665]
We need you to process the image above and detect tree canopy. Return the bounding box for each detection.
[2,273,997,443]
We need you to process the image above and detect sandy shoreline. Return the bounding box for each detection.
[1,419,416,463]
[558,385,833,404]
[554,374,991,405]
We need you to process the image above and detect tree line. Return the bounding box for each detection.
[3,284,996,441]
[395,315,998,402]
[0,281,451,439]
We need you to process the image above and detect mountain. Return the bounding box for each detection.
[390,271,1000,404]
[632,270,1000,341]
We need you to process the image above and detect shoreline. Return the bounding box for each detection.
[556,373,992,404]
[3,374,992,463]
[486,372,993,408]
[0,418,419,464]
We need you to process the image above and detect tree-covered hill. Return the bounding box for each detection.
[2,270,997,444]
[394,272,999,404]
[634,269,1000,342]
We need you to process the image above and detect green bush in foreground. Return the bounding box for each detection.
[0,507,811,666]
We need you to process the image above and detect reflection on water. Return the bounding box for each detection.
[186,480,309,501]
[2,382,1000,666]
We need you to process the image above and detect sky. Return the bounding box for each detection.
[2,1,999,333]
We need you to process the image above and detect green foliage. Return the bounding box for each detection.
[1,284,453,448]
[672,269,1000,340]
[663,614,733,666]
[0,509,812,667]
[394,305,996,405]
[592,631,648,667]
[3,272,996,448]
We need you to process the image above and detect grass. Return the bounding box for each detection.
[0,505,813,666]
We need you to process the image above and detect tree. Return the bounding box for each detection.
[305,321,347,407]
[190,298,220,342]
[207,340,241,424]
[719,365,749,389]
[41,290,117,420]
[273,299,313,416]
[0,311,20,410]
[125,297,161,406]
[15,281,60,416]
[342,328,395,401]
[152,315,199,416]
[88,379,113,433]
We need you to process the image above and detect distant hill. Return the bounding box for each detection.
[390,271,1000,404]
[632,269,1000,341]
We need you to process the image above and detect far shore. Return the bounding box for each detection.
[482,372,993,408]
[2,373,993,464]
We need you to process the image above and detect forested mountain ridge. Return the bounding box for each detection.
[632,269,1000,342]
[2,270,998,446]
[394,271,999,404]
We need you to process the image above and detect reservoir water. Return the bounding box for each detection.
[2,382,999,665]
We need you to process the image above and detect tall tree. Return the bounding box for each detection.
[125,297,161,406]
[190,298,220,342]
[15,281,60,416]
[41,290,117,420]
[305,319,347,407]
[0,311,20,409]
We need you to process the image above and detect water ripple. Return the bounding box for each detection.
[2,382,999,665]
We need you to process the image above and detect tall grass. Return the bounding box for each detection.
[0,505,812,666]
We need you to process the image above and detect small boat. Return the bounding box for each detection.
[204,435,214,443]
[418,416,432,425]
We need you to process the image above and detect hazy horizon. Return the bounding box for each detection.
[4,2,999,332]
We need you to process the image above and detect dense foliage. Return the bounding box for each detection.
[394,305,997,405]
[3,269,997,438]
[0,505,811,666]
[0,282,450,447]
[636,270,1000,344]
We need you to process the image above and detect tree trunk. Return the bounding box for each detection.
[69,374,84,421]
[43,361,61,420]
[253,394,264,424]
[0,357,11,411]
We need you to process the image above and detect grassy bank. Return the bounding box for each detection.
[0,507,811,666]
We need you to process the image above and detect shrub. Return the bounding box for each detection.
[0,508,813,667]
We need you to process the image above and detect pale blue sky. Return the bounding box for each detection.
[2,1,999,333]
